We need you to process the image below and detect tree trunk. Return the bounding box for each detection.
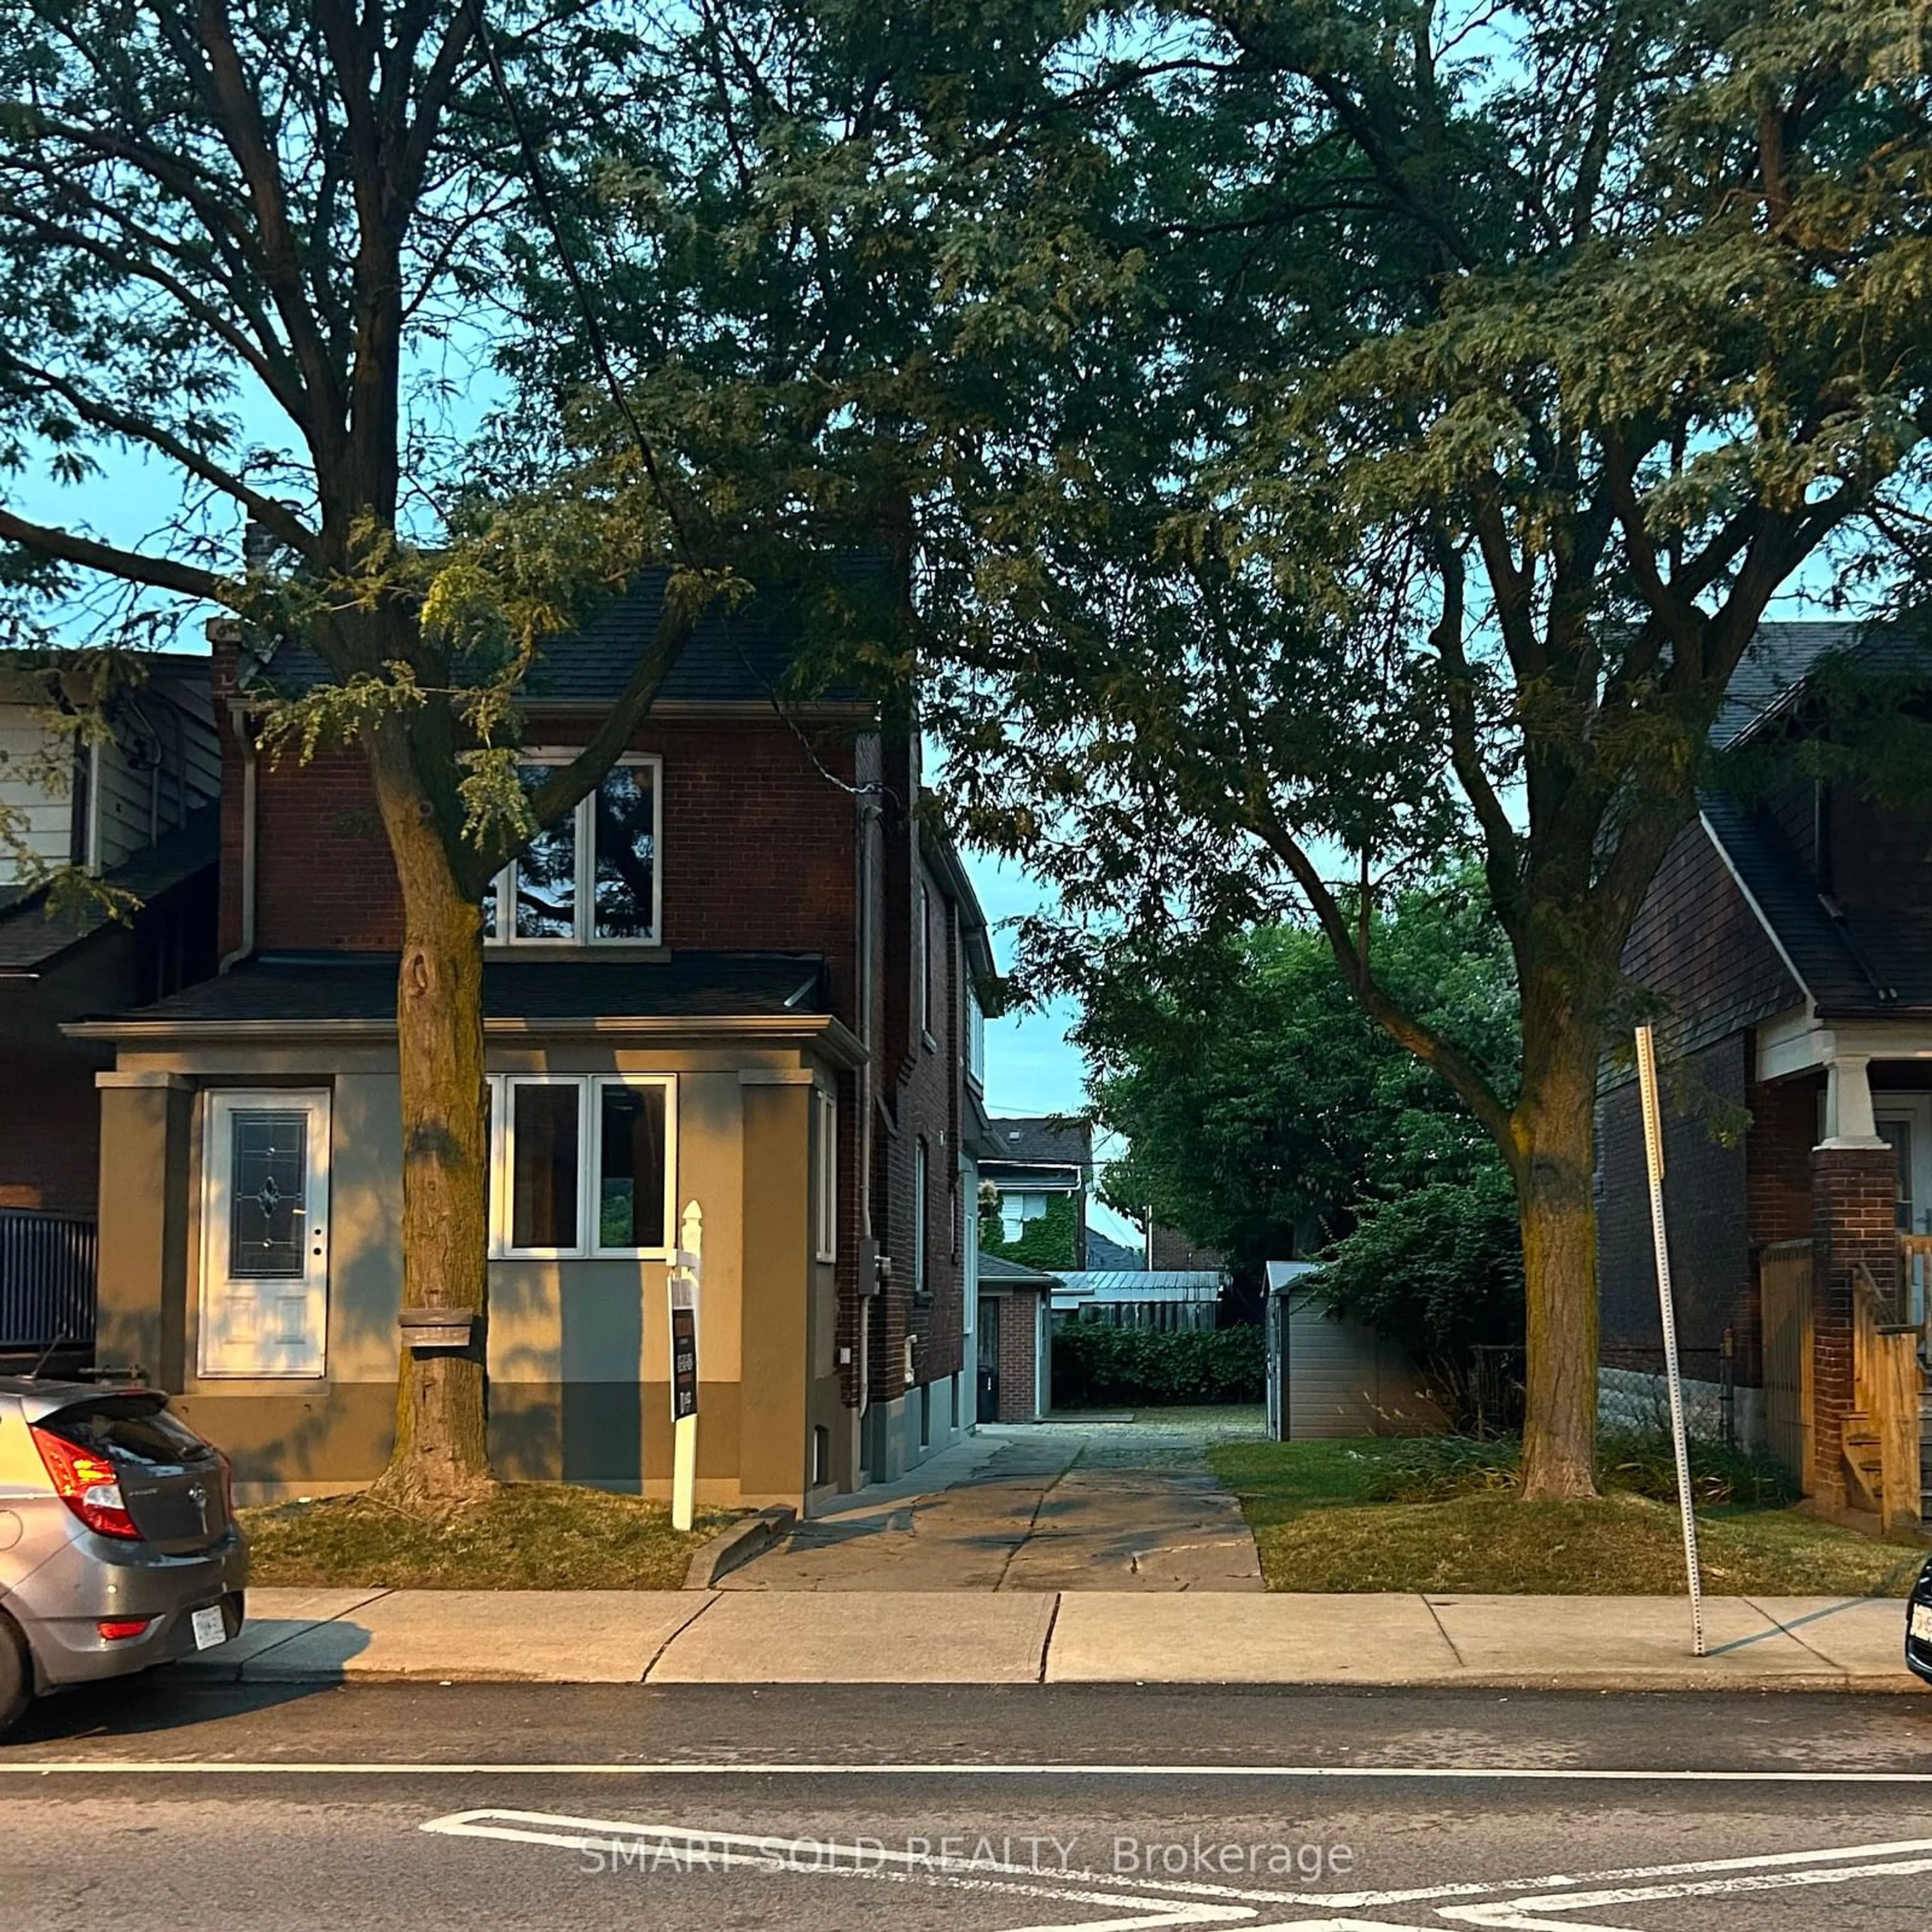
[361,713,495,1511]
[1513,991,1602,1500]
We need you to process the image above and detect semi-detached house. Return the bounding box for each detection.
[67,575,997,1509]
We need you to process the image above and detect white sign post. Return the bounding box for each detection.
[1634,1023,1706,1657]
[668,1200,702,1533]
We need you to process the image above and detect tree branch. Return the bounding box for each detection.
[0,506,229,606]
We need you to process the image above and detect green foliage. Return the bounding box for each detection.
[1310,1166,1525,1373]
[1050,1322,1263,1409]
[981,1191,1080,1271]
[1356,1432,1802,1510]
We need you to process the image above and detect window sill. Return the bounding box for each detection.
[484,942,670,961]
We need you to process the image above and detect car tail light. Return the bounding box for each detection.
[30,1426,141,1541]
[97,1619,152,1642]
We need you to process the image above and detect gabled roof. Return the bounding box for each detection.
[980,1115,1093,1172]
[0,803,218,975]
[1698,795,1922,1014]
[241,561,892,709]
[1696,618,1932,1018]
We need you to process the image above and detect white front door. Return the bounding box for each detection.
[199,1090,331,1378]
[1876,1095,1932,1240]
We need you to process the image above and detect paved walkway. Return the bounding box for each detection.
[182,1586,1924,1691]
[720,1414,1269,1592]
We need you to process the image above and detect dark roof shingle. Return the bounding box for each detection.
[81,949,831,1027]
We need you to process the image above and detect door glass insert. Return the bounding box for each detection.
[228,1111,308,1278]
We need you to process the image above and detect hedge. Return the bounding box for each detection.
[1050,1322,1264,1409]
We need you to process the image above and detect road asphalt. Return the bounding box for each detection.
[4,1679,1932,1930]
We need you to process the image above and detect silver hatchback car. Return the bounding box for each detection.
[0,1378,248,1735]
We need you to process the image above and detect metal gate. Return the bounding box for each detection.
[1760,1238,1813,1491]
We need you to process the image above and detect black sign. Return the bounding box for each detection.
[670,1304,698,1420]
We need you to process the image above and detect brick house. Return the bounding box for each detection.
[1597,622,1932,1514]
[1,651,221,1359]
[65,577,995,1509]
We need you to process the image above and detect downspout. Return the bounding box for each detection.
[217,720,257,973]
[856,787,883,1421]
[84,740,103,875]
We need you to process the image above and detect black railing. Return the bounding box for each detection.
[0,1210,98,1351]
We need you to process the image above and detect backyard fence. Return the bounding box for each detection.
[0,1209,98,1354]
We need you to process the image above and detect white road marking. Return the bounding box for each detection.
[1435,1849,1932,1929]
[420,1811,1932,1932]
[5,1757,1932,1782]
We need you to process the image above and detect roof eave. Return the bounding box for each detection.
[63,1010,868,1065]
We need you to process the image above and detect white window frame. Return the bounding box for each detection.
[490,1073,678,1260]
[814,1086,838,1264]
[198,1088,332,1380]
[918,878,933,1042]
[485,752,663,948]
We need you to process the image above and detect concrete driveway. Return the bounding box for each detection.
[722,1410,1268,1592]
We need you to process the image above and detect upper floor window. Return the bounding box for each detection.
[483,754,661,946]
[966,986,985,1089]
[814,1087,838,1264]
[918,879,934,1040]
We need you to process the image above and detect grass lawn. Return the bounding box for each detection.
[242,1483,737,1590]
[1209,1438,1929,1596]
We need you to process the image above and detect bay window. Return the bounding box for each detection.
[484,754,662,945]
[491,1074,676,1259]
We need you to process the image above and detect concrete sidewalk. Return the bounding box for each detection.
[178,1588,1924,1692]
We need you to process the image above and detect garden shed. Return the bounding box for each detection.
[1265,1260,1444,1440]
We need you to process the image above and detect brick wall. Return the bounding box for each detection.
[1596,1034,1753,1379]
[0,1041,101,1217]
[1746,1071,1819,1247]
[994,1289,1040,1421]
[224,679,867,1022]
[1810,1144,1901,1507]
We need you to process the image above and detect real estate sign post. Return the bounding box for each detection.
[1634,1024,1706,1658]
[670,1201,702,1532]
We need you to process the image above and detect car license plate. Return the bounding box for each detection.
[191,1604,228,1651]
[1910,1604,1932,1645]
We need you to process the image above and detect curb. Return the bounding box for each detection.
[683,1506,797,1590]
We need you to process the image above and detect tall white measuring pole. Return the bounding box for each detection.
[669,1200,702,1533]
[1634,1024,1706,1658]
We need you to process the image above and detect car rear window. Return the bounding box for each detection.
[42,1398,213,1468]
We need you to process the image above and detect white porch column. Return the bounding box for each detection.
[1820,1053,1886,1148]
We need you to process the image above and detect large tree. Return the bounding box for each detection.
[914,0,1932,1496]
[0,0,776,1506]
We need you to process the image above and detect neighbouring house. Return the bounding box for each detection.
[64,577,997,1510]
[1050,1269,1220,1332]
[974,1253,1054,1422]
[979,1115,1093,1270]
[1596,620,1932,1522]
[0,651,220,1362]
